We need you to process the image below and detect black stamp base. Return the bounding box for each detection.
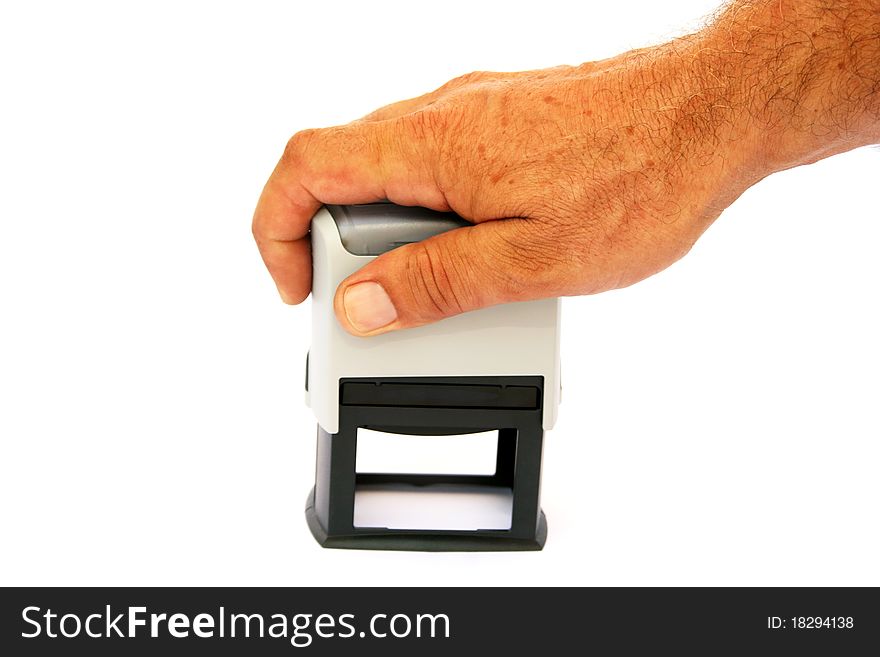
[305,376,548,552]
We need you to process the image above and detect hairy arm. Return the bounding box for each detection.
[253,0,880,335]
[701,0,880,168]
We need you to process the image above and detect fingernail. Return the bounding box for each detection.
[343,281,397,333]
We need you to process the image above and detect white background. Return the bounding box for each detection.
[1,0,877,586]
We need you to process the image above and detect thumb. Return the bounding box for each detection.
[333,218,554,336]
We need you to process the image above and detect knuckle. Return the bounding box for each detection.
[440,72,473,91]
[451,71,480,86]
[456,70,492,85]
[282,128,319,164]
[436,70,492,94]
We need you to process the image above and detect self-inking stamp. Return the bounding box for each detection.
[305,203,561,550]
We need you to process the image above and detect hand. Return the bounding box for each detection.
[253,0,879,336]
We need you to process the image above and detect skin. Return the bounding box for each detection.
[253,0,880,336]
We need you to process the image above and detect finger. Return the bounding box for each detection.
[252,171,321,303]
[333,218,565,336]
[252,122,445,304]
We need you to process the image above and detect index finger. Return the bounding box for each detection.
[252,173,319,303]
[252,125,401,304]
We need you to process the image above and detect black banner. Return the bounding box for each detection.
[1,587,877,655]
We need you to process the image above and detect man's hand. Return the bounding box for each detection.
[253,0,879,336]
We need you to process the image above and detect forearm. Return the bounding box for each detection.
[696,0,880,175]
